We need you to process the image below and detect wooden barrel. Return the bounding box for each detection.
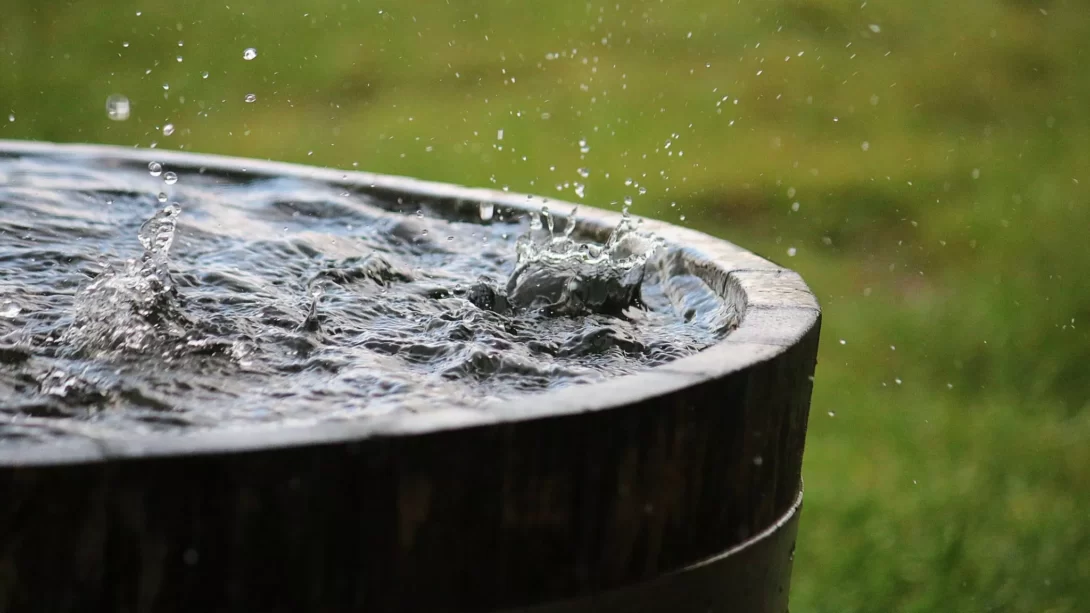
[0,141,820,613]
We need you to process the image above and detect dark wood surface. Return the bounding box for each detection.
[0,141,821,613]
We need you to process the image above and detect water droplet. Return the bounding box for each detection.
[578,138,590,154]
[971,168,981,180]
[496,129,504,141]
[244,93,257,103]
[574,183,586,199]
[148,162,162,177]
[122,41,130,48]
[105,95,131,121]
[564,207,578,238]
[623,195,633,206]
[6,114,13,123]
[787,187,796,198]
[176,56,184,63]
[839,339,847,345]
[479,202,495,221]
[753,456,764,466]
[637,186,647,195]
[827,411,836,417]
[868,24,882,33]
[163,172,178,185]
[577,167,590,178]
[201,71,209,79]
[861,141,870,151]
[162,83,170,91]
[162,123,175,136]
[791,201,800,212]
[243,47,258,61]
[787,247,797,257]
[157,192,168,203]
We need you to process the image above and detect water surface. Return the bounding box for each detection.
[0,153,735,443]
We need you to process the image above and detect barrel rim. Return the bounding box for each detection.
[0,139,820,466]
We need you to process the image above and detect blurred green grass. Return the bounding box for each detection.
[2,0,1088,610]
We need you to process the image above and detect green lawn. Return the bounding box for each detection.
[3,0,1089,610]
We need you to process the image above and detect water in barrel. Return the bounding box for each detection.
[0,153,737,442]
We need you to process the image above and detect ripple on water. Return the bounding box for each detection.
[0,155,737,443]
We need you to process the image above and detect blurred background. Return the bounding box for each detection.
[2,0,1088,610]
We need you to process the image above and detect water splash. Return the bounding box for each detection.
[64,203,186,354]
[505,206,663,316]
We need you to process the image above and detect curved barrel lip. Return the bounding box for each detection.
[0,139,820,467]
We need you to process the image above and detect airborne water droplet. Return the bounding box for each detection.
[148,162,162,177]
[244,93,257,103]
[479,202,494,221]
[163,123,175,136]
[243,47,258,61]
[163,172,178,185]
[157,192,168,203]
[106,95,131,121]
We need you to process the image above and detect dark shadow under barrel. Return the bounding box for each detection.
[0,141,821,613]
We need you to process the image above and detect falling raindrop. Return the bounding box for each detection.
[243,47,258,61]
[162,123,175,136]
[148,162,162,177]
[157,192,168,203]
[105,95,131,121]
[163,172,178,185]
